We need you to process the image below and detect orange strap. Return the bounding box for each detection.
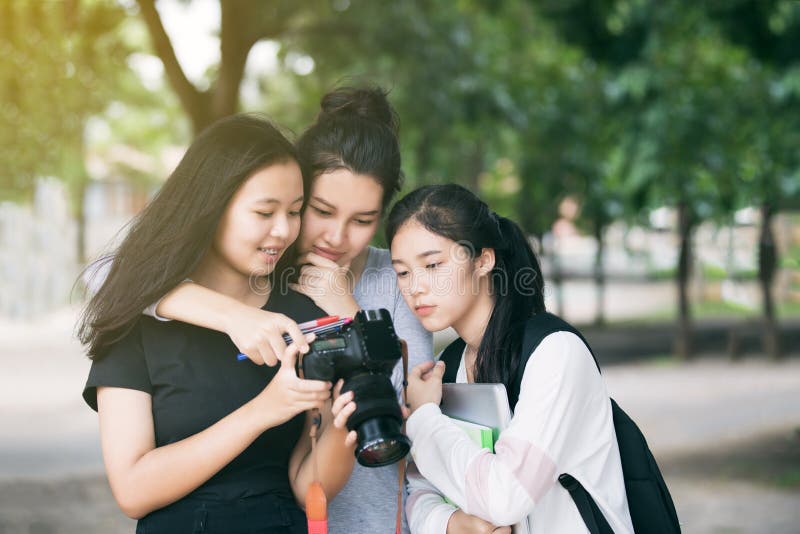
[306,410,328,533]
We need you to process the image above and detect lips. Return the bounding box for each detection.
[414,304,437,317]
[257,246,284,263]
[312,245,345,262]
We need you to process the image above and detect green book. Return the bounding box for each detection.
[443,417,498,506]
[449,417,497,452]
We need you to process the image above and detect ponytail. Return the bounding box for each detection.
[386,184,546,404]
[475,216,545,408]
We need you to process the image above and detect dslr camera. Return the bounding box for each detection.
[300,308,411,467]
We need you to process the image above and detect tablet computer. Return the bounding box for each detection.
[440,383,512,430]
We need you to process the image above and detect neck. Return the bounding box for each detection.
[348,246,371,286]
[191,252,270,307]
[452,279,495,352]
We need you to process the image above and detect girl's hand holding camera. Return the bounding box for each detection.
[254,334,331,428]
[407,360,446,413]
[330,379,358,447]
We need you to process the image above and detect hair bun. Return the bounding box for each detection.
[319,86,398,134]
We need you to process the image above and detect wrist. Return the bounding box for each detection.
[219,299,250,335]
[248,392,280,431]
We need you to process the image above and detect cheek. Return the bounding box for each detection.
[214,211,244,249]
[299,212,324,245]
[288,216,302,243]
[350,224,378,248]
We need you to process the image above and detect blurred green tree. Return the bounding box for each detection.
[0,0,141,261]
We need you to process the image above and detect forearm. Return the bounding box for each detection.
[292,424,356,503]
[106,401,271,519]
[407,404,537,526]
[155,282,240,333]
[407,462,457,534]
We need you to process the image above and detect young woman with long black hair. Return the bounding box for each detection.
[79,115,358,533]
[131,87,433,533]
[387,184,634,534]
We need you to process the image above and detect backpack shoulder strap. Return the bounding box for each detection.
[509,312,600,411]
[519,312,600,372]
[439,337,466,384]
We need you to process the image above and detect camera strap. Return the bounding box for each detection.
[302,340,410,534]
[396,340,410,534]
[306,409,327,534]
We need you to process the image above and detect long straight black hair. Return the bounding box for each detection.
[386,184,546,398]
[78,114,299,360]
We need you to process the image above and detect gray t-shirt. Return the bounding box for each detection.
[328,246,433,534]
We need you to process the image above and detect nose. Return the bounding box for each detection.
[323,220,347,248]
[408,267,429,297]
[270,212,290,240]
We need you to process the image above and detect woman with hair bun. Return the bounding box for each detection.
[143,87,433,532]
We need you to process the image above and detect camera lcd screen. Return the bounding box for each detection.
[312,338,347,351]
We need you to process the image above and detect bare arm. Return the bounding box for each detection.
[153,282,307,366]
[97,345,331,519]
[288,384,358,506]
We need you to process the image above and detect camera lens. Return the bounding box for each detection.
[355,416,411,467]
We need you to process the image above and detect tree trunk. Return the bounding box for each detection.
[137,0,213,134]
[593,220,606,326]
[758,202,781,359]
[675,201,694,359]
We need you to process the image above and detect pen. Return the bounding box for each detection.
[236,316,351,361]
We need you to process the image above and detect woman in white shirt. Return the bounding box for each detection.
[386,184,634,534]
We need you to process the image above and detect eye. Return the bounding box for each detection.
[354,219,376,226]
[312,206,332,217]
[289,210,301,217]
[395,270,409,278]
[425,262,441,270]
[256,211,273,218]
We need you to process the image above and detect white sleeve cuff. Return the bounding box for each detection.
[143,299,171,321]
[406,403,442,441]
[142,278,193,322]
[428,504,457,534]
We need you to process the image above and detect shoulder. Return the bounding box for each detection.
[363,246,395,277]
[83,318,151,411]
[521,330,599,389]
[355,247,399,308]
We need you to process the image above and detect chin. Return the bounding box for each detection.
[419,314,449,333]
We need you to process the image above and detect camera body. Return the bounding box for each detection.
[301,308,410,467]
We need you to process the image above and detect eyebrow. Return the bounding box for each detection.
[390,250,442,265]
[255,196,304,205]
[310,196,380,216]
[418,250,442,258]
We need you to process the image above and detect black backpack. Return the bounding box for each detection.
[440,312,681,534]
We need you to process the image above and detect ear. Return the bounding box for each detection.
[474,248,496,277]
